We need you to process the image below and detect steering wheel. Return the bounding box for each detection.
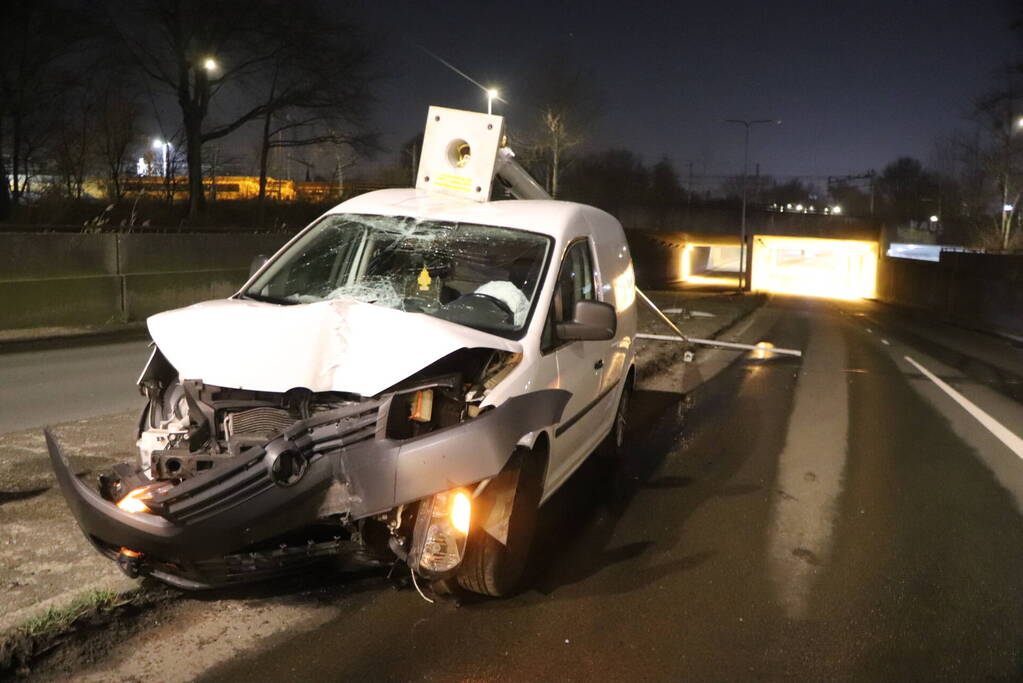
[456,292,514,323]
[401,295,437,313]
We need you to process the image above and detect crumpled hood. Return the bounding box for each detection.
[147,298,522,396]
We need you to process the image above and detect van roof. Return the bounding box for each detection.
[329,188,619,242]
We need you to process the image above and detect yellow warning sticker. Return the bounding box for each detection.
[434,173,474,193]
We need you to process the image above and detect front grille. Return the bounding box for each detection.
[155,452,273,524]
[151,398,385,525]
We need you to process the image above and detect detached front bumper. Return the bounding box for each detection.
[47,390,569,587]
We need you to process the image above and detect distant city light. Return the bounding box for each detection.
[152,138,164,149]
[832,205,842,214]
[795,204,804,211]
[929,215,939,223]
[1004,203,1014,212]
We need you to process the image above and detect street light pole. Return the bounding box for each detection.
[725,118,780,290]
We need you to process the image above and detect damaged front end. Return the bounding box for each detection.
[47,347,567,589]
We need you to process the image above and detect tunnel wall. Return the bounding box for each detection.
[626,231,684,288]
[0,233,290,329]
[877,252,1023,339]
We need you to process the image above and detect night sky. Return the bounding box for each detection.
[359,1,1019,182]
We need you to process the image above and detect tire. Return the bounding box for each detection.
[611,381,632,454]
[599,379,632,461]
[456,448,542,597]
[597,380,633,500]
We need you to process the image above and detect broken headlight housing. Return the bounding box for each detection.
[410,488,472,574]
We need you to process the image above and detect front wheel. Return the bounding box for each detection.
[456,448,542,597]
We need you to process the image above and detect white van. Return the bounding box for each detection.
[47,107,638,597]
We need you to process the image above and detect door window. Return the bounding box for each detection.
[542,240,596,350]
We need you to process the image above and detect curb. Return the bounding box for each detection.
[0,324,150,355]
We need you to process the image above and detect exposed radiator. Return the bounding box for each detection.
[224,407,294,439]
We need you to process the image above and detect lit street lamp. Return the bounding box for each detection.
[152,138,172,177]
[203,57,218,72]
[725,118,781,290]
[486,88,499,115]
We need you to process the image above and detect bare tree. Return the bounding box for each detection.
[107,0,378,220]
[518,50,600,198]
[933,65,1023,249]
[94,83,141,201]
[0,0,93,205]
[51,86,94,199]
[971,66,1023,249]
[107,0,284,218]
[251,7,377,209]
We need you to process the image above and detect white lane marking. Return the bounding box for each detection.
[904,355,1023,459]
[881,339,890,346]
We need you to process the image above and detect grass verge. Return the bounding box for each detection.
[0,585,173,678]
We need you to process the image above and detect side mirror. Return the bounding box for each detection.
[556,300,617,341]
[249,254,268,278]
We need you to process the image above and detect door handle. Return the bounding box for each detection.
[593,359,604,370]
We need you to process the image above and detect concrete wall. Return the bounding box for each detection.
[626,231,684,288]
[0,233,290,330]
[877,252,1023,339]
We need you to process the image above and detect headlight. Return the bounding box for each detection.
[411,488,472,573]
[115,483,169,514]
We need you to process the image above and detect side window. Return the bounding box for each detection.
[541,240,596,350]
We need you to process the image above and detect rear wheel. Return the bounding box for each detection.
[598,379,634,499]
[456,448,542,597]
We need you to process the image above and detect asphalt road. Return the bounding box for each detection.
[0,340,150,433]
[177,294,1023,682]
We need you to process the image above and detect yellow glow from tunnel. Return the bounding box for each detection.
[678,244,741,287]
[750,236,878,300]
[684,274,741,286]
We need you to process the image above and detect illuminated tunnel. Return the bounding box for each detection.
[749,235,878,299]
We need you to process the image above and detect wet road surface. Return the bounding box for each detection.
[91,296,1023,680]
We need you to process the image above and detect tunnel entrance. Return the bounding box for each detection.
[678,244,741,287]
[750,236,878,299]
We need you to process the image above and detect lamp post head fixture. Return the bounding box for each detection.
[203,58,218,71]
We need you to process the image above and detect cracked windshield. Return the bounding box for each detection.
[245,214,552,338]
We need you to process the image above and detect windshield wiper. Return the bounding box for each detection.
[238,292,298,306]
